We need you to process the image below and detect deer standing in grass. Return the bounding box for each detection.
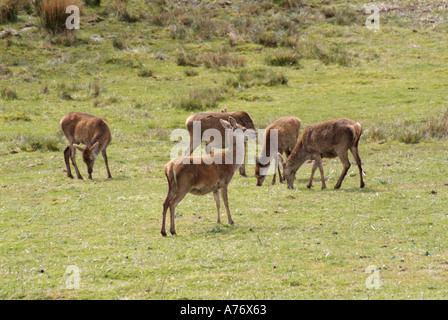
[60,112,112,180]
[184,110,256,177]
[278,118,364,190]
[161,116,257,236]
[255,116,301,186]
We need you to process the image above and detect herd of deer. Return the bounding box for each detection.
[60,110,365,237]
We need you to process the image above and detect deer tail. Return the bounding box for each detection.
[352,122,363,146]
[164,161,177,193]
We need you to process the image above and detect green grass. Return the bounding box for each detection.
[1,0,448,300]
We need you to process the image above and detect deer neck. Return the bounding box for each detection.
[224,131,246,170]
[287,144,308,171]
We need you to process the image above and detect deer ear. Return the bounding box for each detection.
[89,141,99,150]
[220,119,232,130]
[228,116,238,127]
[73,144,85,152]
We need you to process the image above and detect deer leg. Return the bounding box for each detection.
[161,187,176,237]
[316,157,326,190]
[69,145,83,180]
[277,153,285,184]
[271,156,278,185]
[102,149,112,179]
[307,161,318,188]
[168,188,189,236]
[350,146,365,188]
[213,190,221,223]
[220,187,234,225]
[238,141,247,177]
[63,146,73,179]
[335,151,351,189]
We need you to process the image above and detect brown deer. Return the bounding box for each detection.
[60,112,112,180]
[184,110,256,177]
[161,116,257,236]
[278,118,364,190]
[255,116,301,186]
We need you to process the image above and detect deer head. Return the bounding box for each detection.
[278,153,296,189]
[73,142,99,176]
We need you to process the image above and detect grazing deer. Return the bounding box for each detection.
[278,118,364,190]
[184,110,255,177]
[255,116,301,186]
[161,116,257,236]
[60,112,112,180]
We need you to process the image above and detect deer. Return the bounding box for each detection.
[255,116,301,186]
[161,116,257,236]
[184,110,256,177]
[278,118,364,190]
[60,111,112,180]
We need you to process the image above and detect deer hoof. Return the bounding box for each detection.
[161,231,167,237]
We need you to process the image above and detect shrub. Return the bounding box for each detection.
[11,134,62,152]
[1,86,17,100]
[266,50,301,66]
[113,0,138,23]
[301,40,357,67]
[138,68,154,77]
[177,52,201,67]
[254,31,279,47]
[277,0,303,8]
[0,0,18,23]
[89,80,101,97]
[421,108,448,139]
[35,0,82,35]
[176,88,226,111]
[84,0,100,7]
[202,53,245,69]
[0,64,12,77]
[184,69,198,77]
[227,69,288,88]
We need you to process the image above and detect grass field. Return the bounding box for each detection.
[1,0,448,299]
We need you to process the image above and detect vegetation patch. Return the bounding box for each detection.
[175,87,227,111]
[227,68,288,88]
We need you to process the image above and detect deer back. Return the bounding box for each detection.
[61,112,111,150]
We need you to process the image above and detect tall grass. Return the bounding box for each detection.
[266,49,301,66]
[367,109,448,144]
[1,86,17,100]
[227,68,288,88]
[177,51,245,69]
[84,0,100,7]
[35,0,82,35]
[0,0,18,23]
[175,88,226,111]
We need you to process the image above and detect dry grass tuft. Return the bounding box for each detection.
[35,0,82,35]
